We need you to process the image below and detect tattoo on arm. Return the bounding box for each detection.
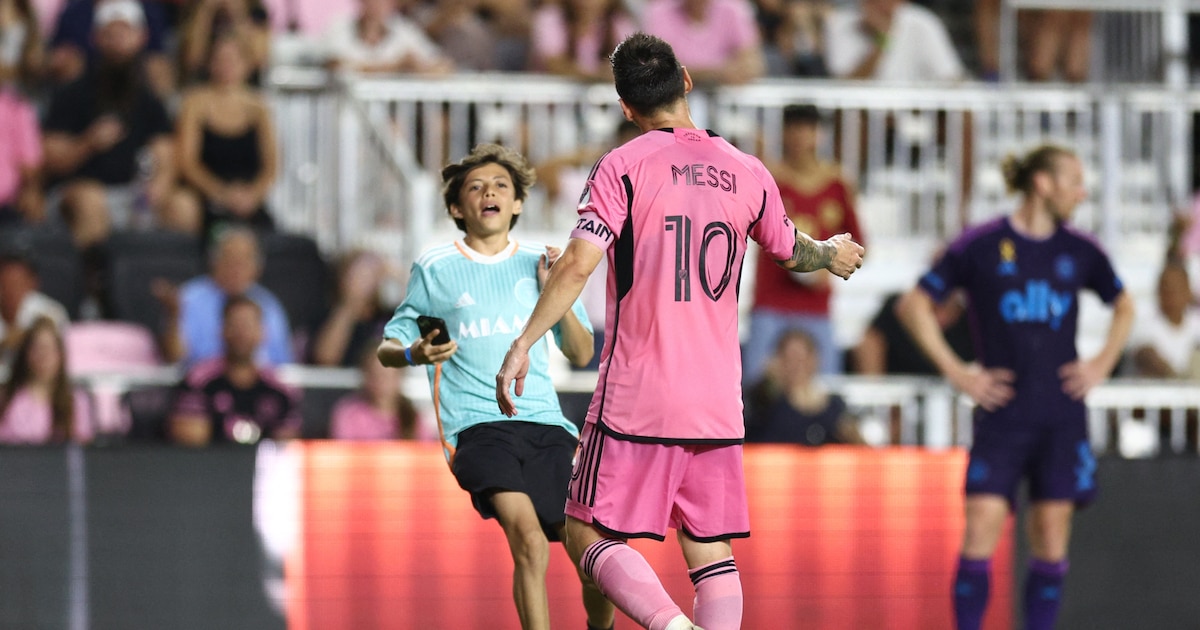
[783,230,835,272]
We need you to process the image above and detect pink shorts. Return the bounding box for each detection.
[565,422,750,541]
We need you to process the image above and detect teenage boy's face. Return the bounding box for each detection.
[451,162,522,238]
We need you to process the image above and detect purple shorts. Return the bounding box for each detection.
[965,407,1098,510]
[565,422,751,542]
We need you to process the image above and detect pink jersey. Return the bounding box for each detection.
[570,128,796,442]
[0,91,42,206]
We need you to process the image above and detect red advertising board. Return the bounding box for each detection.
[285,443,1013,630]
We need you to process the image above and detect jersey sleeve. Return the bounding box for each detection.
[918,238,970,303]
[1085,242,1124,304]
[749,169,797,262]
[383,262,430,344]
[570,153,626,250]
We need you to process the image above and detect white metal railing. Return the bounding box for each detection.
[47,366,1200,457]
[265,73,1191,261]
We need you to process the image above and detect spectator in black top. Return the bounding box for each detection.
[854,289,976,375]
[169,295,301,446]
[745,328,864,446]
[176,33,278,242]
[46,0,175,96]
[41,0,186,248]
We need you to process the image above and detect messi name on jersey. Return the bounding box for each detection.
[671,163,738,193]
[999,279,1073,330]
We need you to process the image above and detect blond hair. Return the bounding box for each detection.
[1000,144,1075,195]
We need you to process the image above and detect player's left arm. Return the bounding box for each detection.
[1060,291,1135,400]
[498,239,604,415]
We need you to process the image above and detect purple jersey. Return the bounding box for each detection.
[918,217,1124,418]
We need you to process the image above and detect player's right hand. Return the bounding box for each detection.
[951,363,1015,411]
[411,329,457,365]
[826,232,865,280]
[496,342,531,418]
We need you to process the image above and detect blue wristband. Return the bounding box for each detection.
[405,346,415,366]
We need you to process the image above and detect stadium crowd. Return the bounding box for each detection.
[1,0,1196,450]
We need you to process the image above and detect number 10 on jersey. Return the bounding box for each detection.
[665,215,737,303]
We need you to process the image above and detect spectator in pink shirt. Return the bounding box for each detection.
[643,0,765,85]
[0,0,44,224]
[329,347,427,440]
[0,89,41,224]
[0,316,94,445]
[530,0,636,81]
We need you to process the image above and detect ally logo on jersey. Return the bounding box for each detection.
[999,279,1073,330]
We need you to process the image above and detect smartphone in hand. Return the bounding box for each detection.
[416,315,451,345]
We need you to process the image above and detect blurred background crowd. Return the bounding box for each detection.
[1,0,1199,451]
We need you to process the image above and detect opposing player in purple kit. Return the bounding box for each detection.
[897,145,1135,630]
[496,33,864,630]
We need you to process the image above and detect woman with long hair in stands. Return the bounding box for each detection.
[176,32,278,242]
[329,346,428,440]
[0,0,42,86]
[0,316,93,444]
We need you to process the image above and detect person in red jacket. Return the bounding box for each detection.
[745,103,865,383]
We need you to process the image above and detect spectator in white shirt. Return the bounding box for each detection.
[324,0,453,74]
[823,0,963,82]
[1131,262,1200,379]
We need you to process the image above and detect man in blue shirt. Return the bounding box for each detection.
[378,144,613,630]
[898,145,1135,630]
[162,226,293,366]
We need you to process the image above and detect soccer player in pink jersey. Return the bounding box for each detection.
[496,33,864,630]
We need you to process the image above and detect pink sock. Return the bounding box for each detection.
[581,539,684,630]
[689,557,742,630]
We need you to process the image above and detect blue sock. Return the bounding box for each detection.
[953,557,991,630]
[1024,559,1068,630]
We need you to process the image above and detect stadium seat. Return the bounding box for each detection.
[66,321,163,436]
[0,225,84,318]
[299,386,351,439]
[121,385,175,442]
[105,230,204,335]
[65,321,162,373]
[259,232,331,357]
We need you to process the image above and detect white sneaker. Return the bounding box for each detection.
[663,616,696,630]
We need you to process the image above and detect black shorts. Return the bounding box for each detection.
[451,421,578,542]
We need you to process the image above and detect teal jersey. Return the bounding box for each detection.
[384,239,592,461]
